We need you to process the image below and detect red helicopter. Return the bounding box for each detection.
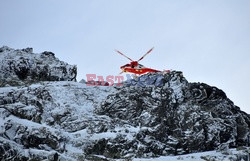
[115,47,169,75]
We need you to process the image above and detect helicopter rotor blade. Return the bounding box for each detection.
[119,68,126,75]
[115,49,134,62]
[137,47,154,62]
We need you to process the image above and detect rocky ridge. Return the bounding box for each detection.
[0,46,249,161]
[0,46,77,87]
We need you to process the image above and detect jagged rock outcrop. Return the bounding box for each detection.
[95,72,250,157]
[0,47,249,160]
[0,46,77,87]
[0,81,116,160]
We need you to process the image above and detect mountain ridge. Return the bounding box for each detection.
[0,46,249,161]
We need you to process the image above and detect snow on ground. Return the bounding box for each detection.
[133,149,250,161]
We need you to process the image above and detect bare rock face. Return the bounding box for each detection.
[0,47,249,160]
[0,46,77,87]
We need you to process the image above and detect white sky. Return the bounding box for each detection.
[0,0,249,114]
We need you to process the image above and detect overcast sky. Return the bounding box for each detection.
[0,0,249,114]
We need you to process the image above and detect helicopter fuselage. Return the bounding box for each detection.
[120,63,160,75]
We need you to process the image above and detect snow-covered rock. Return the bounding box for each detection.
[0,81,117,160]
[0,46,250,160]
[133,148,250,161]
[0,46,77,87]
[96,71,250,158]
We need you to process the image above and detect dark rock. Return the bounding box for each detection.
[95,71,250,157]
[0,46,77,87]
[86,81,110,86]
[21,47,33,53]
[41,51,55,58]
[0,141,29,161]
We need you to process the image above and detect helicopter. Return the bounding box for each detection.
[115,47,169,75]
